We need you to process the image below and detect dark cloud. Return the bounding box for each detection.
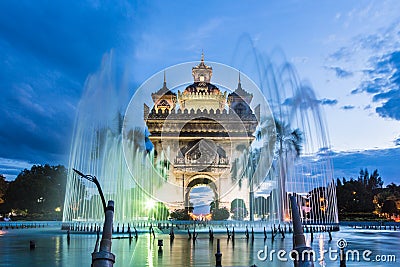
[395,137,400,146]
[364,104,371,110]
[331,148,400,185]
[327,66,353,78]
[352,50,400,120]
[319,98,338,106]
[0,1,142,81]
[0,1,147,178]
[375,96,400,120]
[341,105,355,110]
[351,79,385,95]
[330,22,400,121]
[282,97,337,107]
[372,89,400,102]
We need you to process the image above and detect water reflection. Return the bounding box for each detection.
[0,225,398,266]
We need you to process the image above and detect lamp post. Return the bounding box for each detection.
[73,169,115,267]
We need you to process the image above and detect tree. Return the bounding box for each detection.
[0,174,8,204]
[2,165,67,219]
[230,116,275,221]
[274,119,303,221]
[212,207,230,220]
[381,200,398,217]
[170,209,190,220]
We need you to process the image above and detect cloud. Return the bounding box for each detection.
[282,97,338,107]
[359,34,385,51]
[331,147,400,185]
[351,80,383,95]
[0,157,34,180]
[375,95,400,120]
[395,137,400,146]
[341,105,355,110]
[350,47,400,120]
[189,186,214,214]
[344,26,400,120]
[329,47,353,61]
[326,66,353,78]
[319,98,338,106]
[0,1,146,178]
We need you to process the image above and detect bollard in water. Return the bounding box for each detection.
[30,240,36,250]
[158,239,163,252]
[215,239,222,267]
[170,227,175,241]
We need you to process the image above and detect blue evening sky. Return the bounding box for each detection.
[1,1,399,183]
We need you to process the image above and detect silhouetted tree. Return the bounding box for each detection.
[212,207,230,220]
[2,165,67,218]
[381,200,398,217]
[0,174,8,205]
[170,209,190,220]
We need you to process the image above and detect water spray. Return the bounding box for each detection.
[73,169,107,212]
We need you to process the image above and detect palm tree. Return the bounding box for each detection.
[274,119,302,222]
[230,145,257,220]
[230,116,275,221]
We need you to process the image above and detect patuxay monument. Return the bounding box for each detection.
[144,53,259,212]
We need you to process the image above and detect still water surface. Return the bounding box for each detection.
[0,223,398,267]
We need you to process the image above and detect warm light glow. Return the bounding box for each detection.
[55,207,61,212]
[145,199,156,210]
[188,212,212,221]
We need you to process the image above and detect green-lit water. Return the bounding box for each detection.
[0,223,398,266]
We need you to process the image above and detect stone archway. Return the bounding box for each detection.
[184,175,218,210]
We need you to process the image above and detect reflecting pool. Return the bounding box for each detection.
[0,223,398,266]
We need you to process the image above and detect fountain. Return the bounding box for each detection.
[63,47,339,228]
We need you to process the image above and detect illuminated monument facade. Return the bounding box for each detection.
[63,54,339,225]
[144,54,258,212]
